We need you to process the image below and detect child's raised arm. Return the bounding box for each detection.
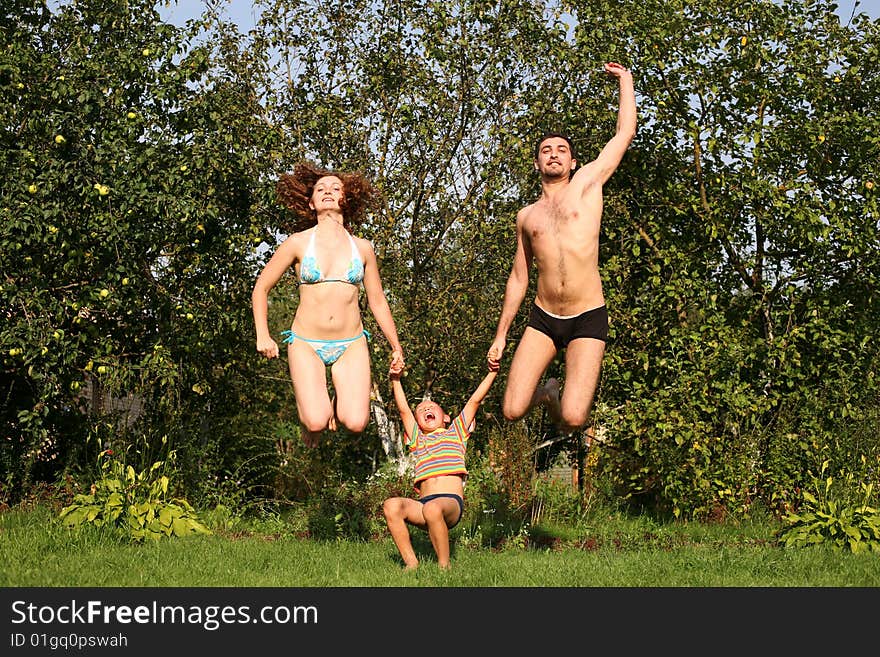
[461,369,498,429]
[390,370,416,441]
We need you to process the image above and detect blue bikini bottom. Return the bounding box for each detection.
[281,329,370,366]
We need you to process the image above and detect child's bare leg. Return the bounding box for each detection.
[426,519,451,569]
[382,498,419,569]
[422,500,457,569]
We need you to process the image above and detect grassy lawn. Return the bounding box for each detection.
[2,505,877,587]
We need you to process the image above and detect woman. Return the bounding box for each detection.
[252,162,405,447]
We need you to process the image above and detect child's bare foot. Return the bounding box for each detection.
[403,561,419,571]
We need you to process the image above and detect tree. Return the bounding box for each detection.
[3,0,876,520]
[567,0,880,516]
[0,0,277,501]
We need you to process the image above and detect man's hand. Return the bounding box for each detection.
[389,348,405,376]
[487,337,505,370]
[604,61,631,80]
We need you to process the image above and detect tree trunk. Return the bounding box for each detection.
[371,381,410,474]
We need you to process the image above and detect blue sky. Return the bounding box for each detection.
[160,0,880,30]
[841,0,880,19]
[159,0,260,29]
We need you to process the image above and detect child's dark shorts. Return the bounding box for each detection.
[418,493,464,528]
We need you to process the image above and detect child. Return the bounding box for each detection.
[382,363,498,569]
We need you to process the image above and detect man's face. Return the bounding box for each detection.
[535,137,576,178]
[415,399,449,432]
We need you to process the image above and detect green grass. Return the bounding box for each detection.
[2,505,877,587]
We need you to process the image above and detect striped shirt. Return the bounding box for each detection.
[407,412,471,486]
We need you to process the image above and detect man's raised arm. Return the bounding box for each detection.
[576,62,636,187]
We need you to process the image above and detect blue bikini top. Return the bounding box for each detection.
[298,227,365,286]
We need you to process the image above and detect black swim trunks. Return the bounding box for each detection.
[527,302,608,350]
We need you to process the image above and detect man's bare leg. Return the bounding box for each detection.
[502,328,557,421]
[532,377,563,427]
[558,337,605,432]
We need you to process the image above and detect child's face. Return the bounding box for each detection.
[414,399,449,432]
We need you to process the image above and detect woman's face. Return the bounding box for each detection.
[309,175,344,213]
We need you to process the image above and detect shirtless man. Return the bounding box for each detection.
[487,62,636,434]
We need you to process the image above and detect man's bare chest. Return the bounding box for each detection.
[525,210,592,254]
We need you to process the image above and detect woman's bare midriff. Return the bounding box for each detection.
[292,285,363,337]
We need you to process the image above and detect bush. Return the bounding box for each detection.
[303,465,411,541]
[58,448,211,542]
[777,459,880,554]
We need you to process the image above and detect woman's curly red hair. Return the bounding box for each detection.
[276,161,375,234]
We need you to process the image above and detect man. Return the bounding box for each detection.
[487,62,636,434]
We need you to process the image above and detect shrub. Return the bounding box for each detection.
[304,465,412,541]
[58,449,211,542]
[777,459,880,554]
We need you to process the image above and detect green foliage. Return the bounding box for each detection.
[2,0,878,524]
[300,465,412,541]
[531,468,592,527]
[578,0,880,518]
[58,449,211,542]
[443,449,546,550]
[1,0,278,499]
[483,420,536,513]
[777,460,880,554]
